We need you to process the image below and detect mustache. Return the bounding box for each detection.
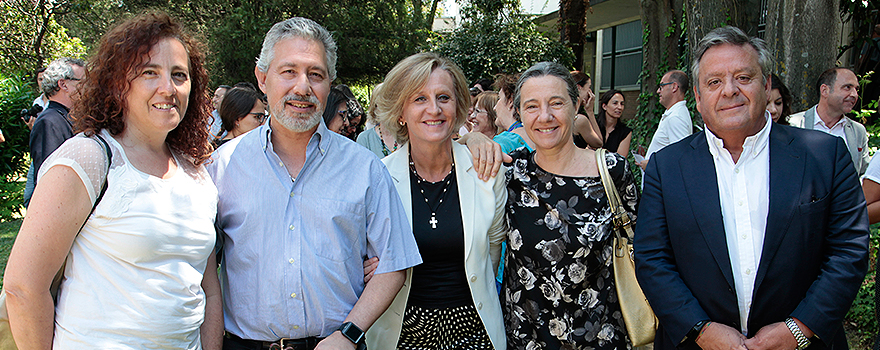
[281,94,319,105]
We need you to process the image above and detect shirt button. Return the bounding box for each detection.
[289,258,295,264]
[735,168,740,174]
[738,200,743,206]
[477,302,483,310]
[279,161,284,167]
[741,235,747,240]
[293,325,299,330]
[745,269,752,275]
[289,225,295,230]
[291,293,297,298]
[470,276,477,282]
[290,192,295,197]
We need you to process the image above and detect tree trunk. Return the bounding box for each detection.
[685,0,762,50]
[559,0,587,70]
[765,0,841,112]
[635,0,685,148]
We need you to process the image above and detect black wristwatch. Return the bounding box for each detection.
[338,322,366,346]
[683,320,710,344]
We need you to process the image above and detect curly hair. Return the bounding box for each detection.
[71,11,212,165]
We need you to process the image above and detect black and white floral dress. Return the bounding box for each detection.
[501,149,639,350]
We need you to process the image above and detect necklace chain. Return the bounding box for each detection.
[377,124,399,156]
[409,150,454,229]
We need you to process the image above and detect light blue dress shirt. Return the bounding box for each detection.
[207,120,422,341]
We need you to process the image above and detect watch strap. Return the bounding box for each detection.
[785,317,811,350]
[337,321,366,345]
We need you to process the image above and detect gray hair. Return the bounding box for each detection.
[41,57,86,97]
[256,17,338,81]
[691,26,771,89]
[513,61,580,115]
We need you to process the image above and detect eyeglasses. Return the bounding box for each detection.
[658,82,674,89]
[336,109,351,122]
[249,112,269,123]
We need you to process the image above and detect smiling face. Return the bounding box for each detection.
[468,106,494,137]
[123,38,191,138]
[519,75,578,151]
[602,93,625,119]
[822,69,859,117]
[694,43,769,140]
[256,36,331,133]
[400,68,457,147]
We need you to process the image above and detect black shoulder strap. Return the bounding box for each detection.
[90,133,112,214]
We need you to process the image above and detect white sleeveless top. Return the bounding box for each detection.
[38,129,218,349]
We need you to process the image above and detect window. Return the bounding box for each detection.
[599,20,643,91]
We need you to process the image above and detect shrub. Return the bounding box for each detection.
[0,73,35,220]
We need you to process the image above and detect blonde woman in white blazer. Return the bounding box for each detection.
[366,52,507,350]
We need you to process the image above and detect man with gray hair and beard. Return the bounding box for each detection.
[207,17,421,350]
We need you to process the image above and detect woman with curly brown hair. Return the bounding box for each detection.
[4,11,221,349]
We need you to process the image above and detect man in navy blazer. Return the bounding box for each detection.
[634,26,869,350]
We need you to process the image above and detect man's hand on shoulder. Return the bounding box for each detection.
[743,321,803,350]
[695,322,748,350]
[315,331,357,350]
[457,132,510,181]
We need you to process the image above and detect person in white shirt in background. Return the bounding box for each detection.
[639,69,693,171]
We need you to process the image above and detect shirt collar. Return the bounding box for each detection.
[813,110,846,130]
[260,117,331,156]
[662,100,686,118]
[706,111,772,160]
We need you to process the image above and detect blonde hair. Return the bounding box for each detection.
[373,52,470,144]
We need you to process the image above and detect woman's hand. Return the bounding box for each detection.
[457,132,511,181]
[364,257,379,283]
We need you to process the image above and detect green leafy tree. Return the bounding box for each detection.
[433,0,574,81]
[1,0,87,75]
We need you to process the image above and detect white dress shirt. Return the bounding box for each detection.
[705,112,772,335]
[646,100,693,160]
[812,110,848,145]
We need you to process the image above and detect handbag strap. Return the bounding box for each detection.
[595,148,634,240]
[91,133,112,214]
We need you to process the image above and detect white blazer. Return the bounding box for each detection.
[366,141,507,350]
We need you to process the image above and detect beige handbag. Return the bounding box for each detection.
[0,134,112,349]
[595,148,658,347]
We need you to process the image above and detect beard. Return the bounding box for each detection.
[272,94,323,132]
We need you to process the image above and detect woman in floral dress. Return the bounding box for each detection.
[501,61,639,350]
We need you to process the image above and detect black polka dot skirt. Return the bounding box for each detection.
[396,304,495,350]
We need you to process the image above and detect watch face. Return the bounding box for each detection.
[341,323,365,343]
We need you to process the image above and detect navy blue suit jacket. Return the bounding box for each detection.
[634,123,869,349]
